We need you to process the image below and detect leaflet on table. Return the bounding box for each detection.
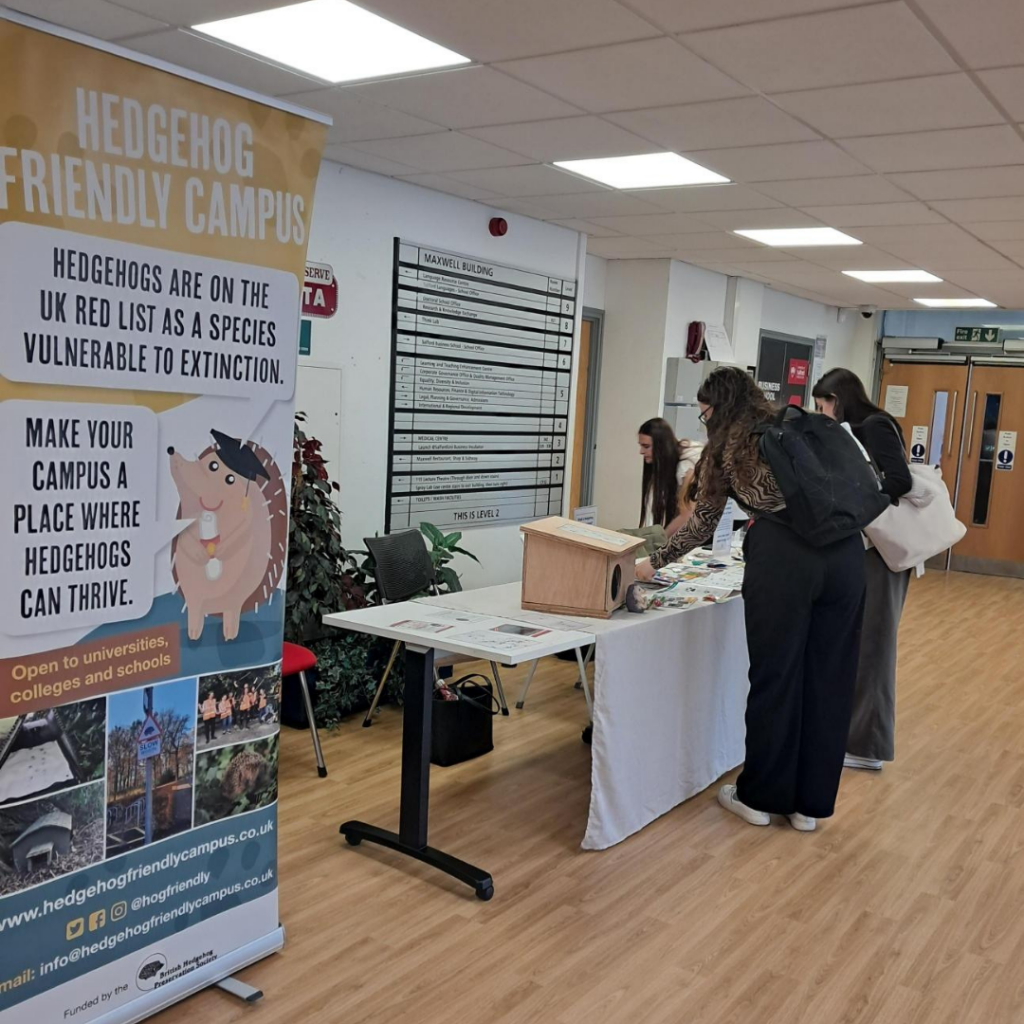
[386,611,586,652]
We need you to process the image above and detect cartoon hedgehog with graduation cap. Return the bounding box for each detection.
[168,430,287,642]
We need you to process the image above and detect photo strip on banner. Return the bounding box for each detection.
[0,11,328,1023]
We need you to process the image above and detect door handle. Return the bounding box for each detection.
[947,391,958,456]
[966,392,978,457]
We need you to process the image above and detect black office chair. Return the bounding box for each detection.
[361,530,508,726]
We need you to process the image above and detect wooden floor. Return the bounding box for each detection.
[158,571,1024,1024]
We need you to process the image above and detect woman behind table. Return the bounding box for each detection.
[638,417,703,535]
[813,367,912,772]
[636,366,866,832]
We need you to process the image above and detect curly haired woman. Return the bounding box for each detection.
[636,367,866,833]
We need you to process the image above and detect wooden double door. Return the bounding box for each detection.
[880,359,1024,577]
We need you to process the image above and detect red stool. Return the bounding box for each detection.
[282,642,327,778]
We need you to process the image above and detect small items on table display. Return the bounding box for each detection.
[520,517,646,619]
[626,546,746,613]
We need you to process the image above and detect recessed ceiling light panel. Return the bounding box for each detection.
[914,297,997,308]
[553,153,729,190]
[735,227,862,247]
[194,0,470,84]
[843,270,942,283]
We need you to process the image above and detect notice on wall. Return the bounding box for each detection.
[811,335,827,386]
[387,241,576,530]
[0,13,326,1024]
[996,430,1017,471]
[910,425,929,464]
[884,385,909,418]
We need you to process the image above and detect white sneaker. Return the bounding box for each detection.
[844,754,883,771]
[717,784,770,827]
[788,812,817,832]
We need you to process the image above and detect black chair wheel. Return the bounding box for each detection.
[582,725,593,745]
[344,834,362,847]
[476,885,494,902]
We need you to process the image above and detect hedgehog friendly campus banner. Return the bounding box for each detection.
[0,13,327,1022]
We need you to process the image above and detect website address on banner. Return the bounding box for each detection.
[0,819,273,933]
[35,869,274,979]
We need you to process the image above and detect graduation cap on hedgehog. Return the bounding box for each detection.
[211,429,270,508]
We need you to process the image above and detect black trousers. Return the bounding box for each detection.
[736,519,866,819]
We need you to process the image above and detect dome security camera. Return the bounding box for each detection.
[859,305,877,319]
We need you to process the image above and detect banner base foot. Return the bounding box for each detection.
[216,977,264,1003]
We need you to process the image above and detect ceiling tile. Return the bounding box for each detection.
[672,247,799,263]
[800,202,947,227]
[795,245,914,269]
[495,38,749,114]
[914,0,1024,70]
[446,164,604,197]
[516,190,668,218]
[396,174,500,202]
[960,219,1024,239]
[284,88,444,143]
[681,3,956,94]
[935,198,1024,222]
[348,132,528,172]
[351,0,660,62]
[345,67,580,130]
[584,213,717,235]
[976,68,1024,121]
[754,176,912,206]
[321,144,418,176]
[631,184,782,212]
[645,231,757,250]
[686,141,868,182]
[854,223,1017,269]
[939,269,1024,303]
[6,0,167,38]
[625,0,878,33]
[121,29,320,95]
[838,126,1024,174]
[606,96,820,151]
[550,218,624,237]
[772,75,1002,137]
[699,208,824,230]
[989,240,1024,260]
[889,166,1024,200]
[464,116,655,162]
[115,0,283,25]
[587,236,675,258]
[482,197,563,220]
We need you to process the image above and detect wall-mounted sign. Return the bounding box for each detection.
[910,425,928,464]
[703,323,733,361]
[387,240,575,531]
[788,358,809,386]
[997,430,1017,471]
[299,319,312,356]
[884,385,909,418]
[954,326,1000,343]
[302,261,338,318]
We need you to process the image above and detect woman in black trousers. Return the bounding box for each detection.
[636,367,866,832]
[814,368,912,771]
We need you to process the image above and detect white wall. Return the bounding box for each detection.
[589,257,880,529]
[592,259,672,531]
[300,162,584,589]
[583,254,607,310]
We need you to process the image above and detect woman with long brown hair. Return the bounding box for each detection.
[636,366,866,832]
[637,417,702,535]
[813,367,912,772]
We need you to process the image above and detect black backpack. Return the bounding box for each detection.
[755,407,890,547]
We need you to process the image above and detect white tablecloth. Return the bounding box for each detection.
[420,584,749,850]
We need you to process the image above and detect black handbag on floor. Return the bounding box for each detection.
[431,675,498,767]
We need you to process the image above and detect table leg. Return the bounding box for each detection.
[339,644,494,900]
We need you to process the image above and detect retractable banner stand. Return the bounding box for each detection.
[0,12,327,1023]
